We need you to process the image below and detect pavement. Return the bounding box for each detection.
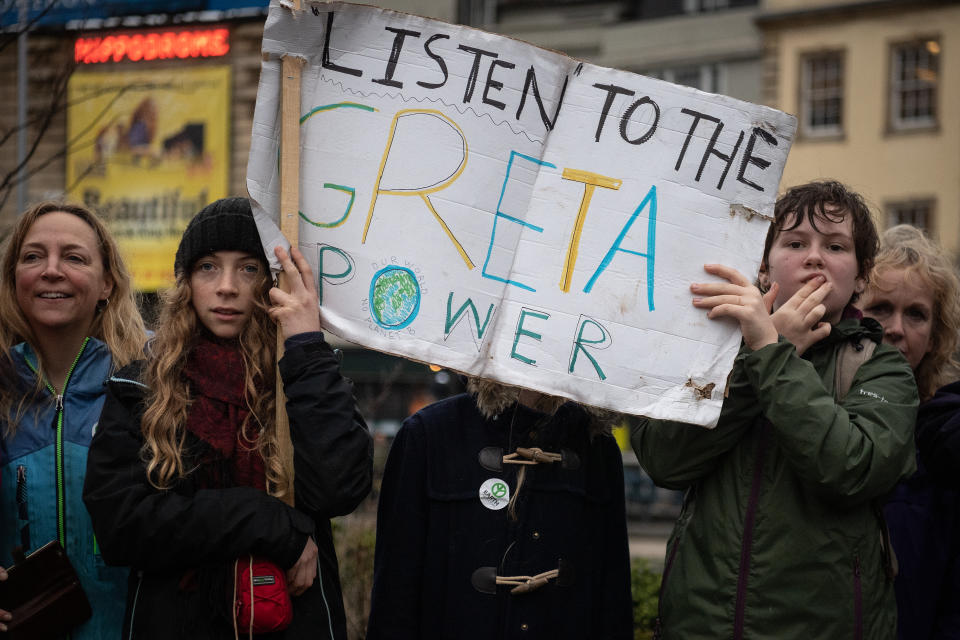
[627,519,673,569]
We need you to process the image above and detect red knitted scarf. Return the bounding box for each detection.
[183,336,266,491]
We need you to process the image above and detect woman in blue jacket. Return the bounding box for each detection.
[859,224,960,639]
[0,202,147,637]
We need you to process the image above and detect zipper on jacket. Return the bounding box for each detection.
[853,554,863,640]
[654,483,696,639]
[874,501,898,581]
[16,465,30,550]
[732,420,770,640]
[314,535,335,640]
[653,534,682,640]
[23,337,90,548]
[127,570,143,640]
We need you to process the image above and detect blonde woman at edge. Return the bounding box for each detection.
[858,225,960,639]
[0,201,147,637]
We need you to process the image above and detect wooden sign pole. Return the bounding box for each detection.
[276,10,304,506]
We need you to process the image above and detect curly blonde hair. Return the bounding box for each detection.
[140,271,290,497]
[0,201,146,436]
[867,225,960,400]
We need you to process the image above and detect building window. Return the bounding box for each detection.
[646,64,719,92]
[887,199,934,232]
[889,39,939,131]
[800,51,844,138]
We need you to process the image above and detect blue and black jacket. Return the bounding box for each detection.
[0,337,127,639]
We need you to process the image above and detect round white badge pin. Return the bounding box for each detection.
[479,478,510,511]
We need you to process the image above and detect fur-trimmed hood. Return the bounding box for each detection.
[465,377,618,437]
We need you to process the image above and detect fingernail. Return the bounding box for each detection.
[692,298,702,304]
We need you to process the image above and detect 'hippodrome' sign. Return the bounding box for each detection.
[247,1,797,426]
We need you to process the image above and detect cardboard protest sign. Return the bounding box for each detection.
[247,1,797,426]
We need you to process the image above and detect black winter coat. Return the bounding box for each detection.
[884,458,960,639]
[917,380,960,489]
[885,389,960,639]
[366,395,633,640]
[83,338,372,640]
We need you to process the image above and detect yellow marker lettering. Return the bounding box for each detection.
[363,109,474,269]
[559,168,622,292]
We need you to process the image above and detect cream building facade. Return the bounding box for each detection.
[759,0,960,259]
[380,0,766,102]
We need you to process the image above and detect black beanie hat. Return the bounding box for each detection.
[174,197,267,276]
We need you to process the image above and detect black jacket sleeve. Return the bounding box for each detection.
[279,339,373,518]
[83,364,314,572]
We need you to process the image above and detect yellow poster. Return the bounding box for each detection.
[67,66,230,291]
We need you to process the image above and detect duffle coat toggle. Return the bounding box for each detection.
[478,446,580,472]
[471,558,573,595]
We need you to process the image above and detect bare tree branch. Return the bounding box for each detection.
[0,75,177,212]
[0,0,58,56]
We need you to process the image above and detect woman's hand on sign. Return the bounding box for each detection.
[268,246,322,340]
[691,264,779,351]
[771,275,832,355]
[286,536,318,597]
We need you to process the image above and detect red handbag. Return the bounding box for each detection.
[233,556,293,637]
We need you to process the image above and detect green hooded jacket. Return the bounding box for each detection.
[632,318,917,640]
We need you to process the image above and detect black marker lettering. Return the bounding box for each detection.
[716,130,745,189]
[372,27,421,89]
[675,108,720,172]
[619,96,660,145]
[482,59,515,111]
[591,83,635,142]
[516,67,569,132]
[458,45,498,103]
[322,12,363,78]
[417,33,450,90]
[737,128,778,192]
[695,125,744,190]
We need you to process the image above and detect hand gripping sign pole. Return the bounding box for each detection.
[275,0,304,507]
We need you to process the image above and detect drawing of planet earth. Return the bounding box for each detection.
[370,266,421,330]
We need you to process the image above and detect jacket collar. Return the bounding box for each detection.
[802,317,883,360]
[12,337,111,394]
[829,316,882,343]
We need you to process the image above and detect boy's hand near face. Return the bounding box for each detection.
[691,264,779,351]
[770,275,833,355]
